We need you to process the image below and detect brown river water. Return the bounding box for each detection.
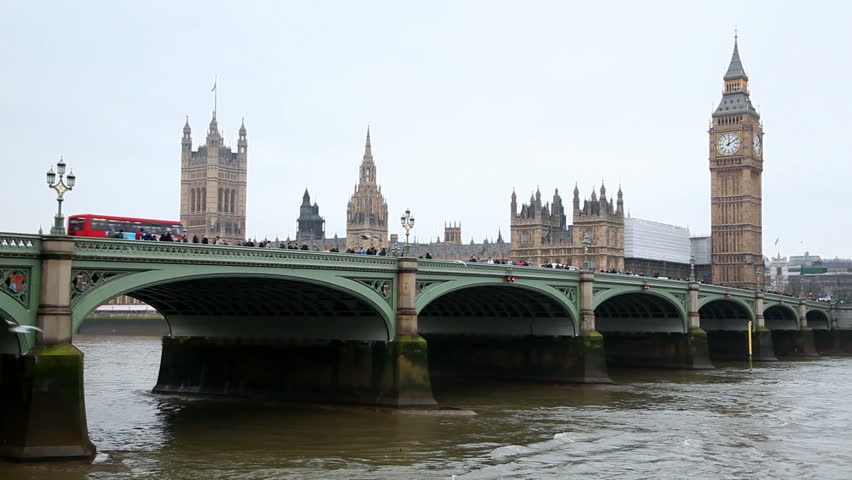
[2,335,852,479]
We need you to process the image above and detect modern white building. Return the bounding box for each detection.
[624,217,691,263]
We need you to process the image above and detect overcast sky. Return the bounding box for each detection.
[3,1,850,258]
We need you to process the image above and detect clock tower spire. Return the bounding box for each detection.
[709,35,764,288]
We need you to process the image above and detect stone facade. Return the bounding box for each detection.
[346,128,388,251]
[179,113,247,244]
[709,37,764,288]
[768,255,790,294]
[510,184,624,269]
[296,189,325,243]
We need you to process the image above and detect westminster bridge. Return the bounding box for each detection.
[0,233,848,460]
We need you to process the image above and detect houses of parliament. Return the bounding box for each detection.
[178,37,764,287]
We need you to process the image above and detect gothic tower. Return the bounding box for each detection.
[179,113,248,244]
[709,36,763,288]
[346,128,389,250]
[572,183,624,271]
[296,189,325,243]
[443,222,462,244]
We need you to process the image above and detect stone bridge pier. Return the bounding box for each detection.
[0,237,95,460]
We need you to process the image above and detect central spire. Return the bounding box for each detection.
[363,126,373,161]
[724,36,748,80]
[358,126,377,185]
[714,35,757,117]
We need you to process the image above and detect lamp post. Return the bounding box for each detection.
[400,209,415,256]
[46,156,76,235]
[689,255,696,282]
[582,233,591,271]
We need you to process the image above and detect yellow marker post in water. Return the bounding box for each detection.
[747,320,753,374]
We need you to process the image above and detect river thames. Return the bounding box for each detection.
[2,335,851,479]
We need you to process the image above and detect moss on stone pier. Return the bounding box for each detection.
[0,343,96,460]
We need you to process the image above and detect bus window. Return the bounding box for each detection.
[69,218,86,232]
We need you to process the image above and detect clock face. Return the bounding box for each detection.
[717,132,740,155]
[753,134,761,155]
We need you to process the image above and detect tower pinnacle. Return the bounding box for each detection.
[724,35,748,81]
[364,126,372,160]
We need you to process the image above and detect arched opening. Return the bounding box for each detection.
[418,285,579,383]
[74,275,395,405]
[595,293,709,369]
[699,299,752,331]
[76,294,168,336]
[765,304,820,358]
[699,299,756,361]
[806,310,830,331]
[764,305,798,331]
[420,285,575,337]
[595,293,683,333]
[808,310,836,354]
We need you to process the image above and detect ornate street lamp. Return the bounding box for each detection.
[689,255,696,282]
[582,233,591,271]
[46,156,76,235]
[400,209,415,256]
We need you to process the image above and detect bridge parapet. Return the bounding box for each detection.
[0,233,41,256]
[72,238,399,272]
[418,260,581,281]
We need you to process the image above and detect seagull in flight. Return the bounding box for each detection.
[5,319,43,334]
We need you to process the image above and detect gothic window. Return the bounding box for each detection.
[190,188,196,212]
[230,189,236,213]
[218,189,223,211]
[202,187,206,211]
[224,189,229,213]
[522,231,531,246]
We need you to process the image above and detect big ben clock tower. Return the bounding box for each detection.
[709,36,763,288]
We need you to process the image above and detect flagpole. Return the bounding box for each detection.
[211,75,218,118]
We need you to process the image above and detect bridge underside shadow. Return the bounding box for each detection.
[595,293,712,369]
[808,310,844,353]
[131,277,388,340]
[419,285,609,384]
[120,277,432,407]
[0,313,22,355]
[699,300,777,362]
[765,305,818,358]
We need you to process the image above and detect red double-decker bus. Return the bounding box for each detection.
[68,214,184,240]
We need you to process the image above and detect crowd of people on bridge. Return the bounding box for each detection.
[107,231,790,291]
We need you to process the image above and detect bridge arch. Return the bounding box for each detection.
[764,304,799,330]
[806,309,831,330]
[593,290,686,333]
[697,297,755,331]
[416,279,577,336]
[71,266,396,341]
